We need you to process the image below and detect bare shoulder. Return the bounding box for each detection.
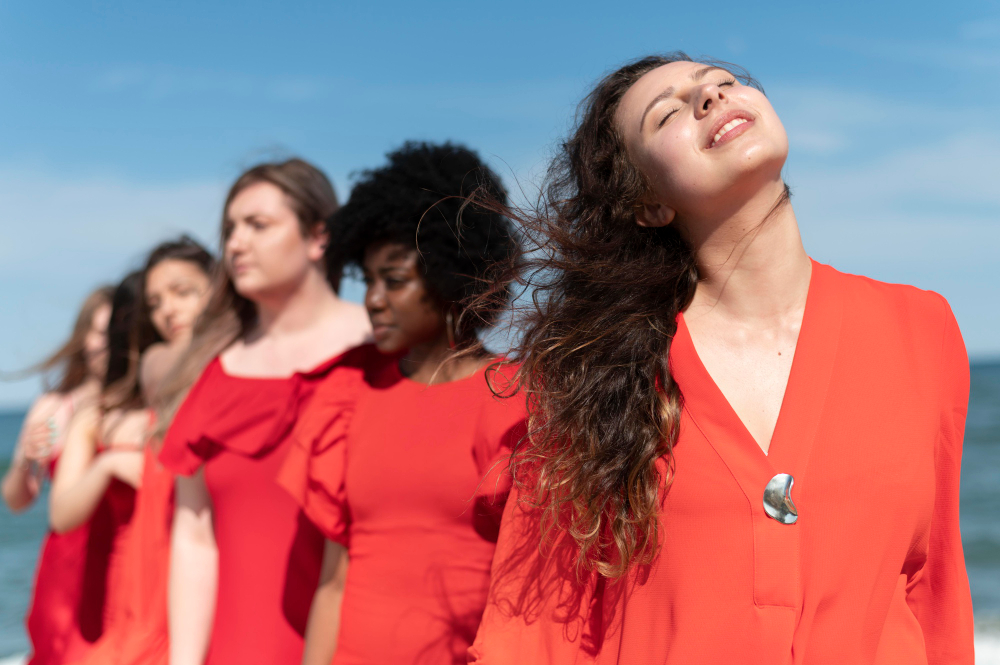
[141,341,185,399]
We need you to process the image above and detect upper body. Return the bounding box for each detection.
[280,345,526,664]
[288,142,521,665]
[3,287,112,512]
[470,261,972,664]
[468,54,974,664]
[158,159,369,665]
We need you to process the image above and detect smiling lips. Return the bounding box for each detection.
[707,111,755,149]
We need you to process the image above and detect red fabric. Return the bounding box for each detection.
[279,345,527,665]
[25,458,104,665]
[75,445,173,665]
[470,261,975,665]
[158,353,347,665]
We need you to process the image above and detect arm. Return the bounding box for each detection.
[49,408,144,533]
[169,470,218,665]
[470,489,602,665]
[2,395,59,511]
[905,303,975,664]
[301,539,349,665]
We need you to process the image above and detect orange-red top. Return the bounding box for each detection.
[470,261,974,665]
[279,344,527,664]
[160,354,345,665]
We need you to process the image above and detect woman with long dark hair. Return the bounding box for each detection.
[277,142,524,665]
[471,54,974,664]
[77,236,215,665]
[157,159,370,665]
[3,286,113,665]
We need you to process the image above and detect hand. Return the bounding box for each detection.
[22,420,57,466]
[97,450,145,489]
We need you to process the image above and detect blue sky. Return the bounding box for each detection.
[1,1,998,407]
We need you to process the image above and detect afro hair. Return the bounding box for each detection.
[327,141,517,340]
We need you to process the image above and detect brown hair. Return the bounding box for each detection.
[24,286,115,393]
[481,53,772,579]
[153,158,339,433]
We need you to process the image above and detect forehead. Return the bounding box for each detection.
[146,259,206,287]
[617,60,712,128]
[227,181,291,217]
[363,241,418,268]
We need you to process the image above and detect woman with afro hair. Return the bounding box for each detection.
[277,141,526,665]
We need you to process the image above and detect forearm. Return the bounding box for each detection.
[2,459,38,512]
[168,536,218,665]
[301,579,346,665]
[49,459,112,533]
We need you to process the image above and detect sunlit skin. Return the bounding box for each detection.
[145,259,212,344]
[363,241,484,384]
[616,60,812,453]
[224,181,326,309]
[1,303,111,511]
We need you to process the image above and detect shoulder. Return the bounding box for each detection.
[820,262,956,343]
[24,392,64,426]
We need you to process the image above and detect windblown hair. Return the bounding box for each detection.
[102,271,157,412]
[15,286,115,392]
[153,158,338,433]
[328,141,517,346]
[483,53,770,578]
[139,235,216,344]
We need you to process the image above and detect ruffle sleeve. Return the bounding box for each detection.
[276,344,379,546]
[159,358,224,476]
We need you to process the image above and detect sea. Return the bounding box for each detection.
[0,363,998,661]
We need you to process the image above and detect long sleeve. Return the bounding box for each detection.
[905,299,975,664]
[469,487,604,665]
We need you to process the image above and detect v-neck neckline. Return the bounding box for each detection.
[670,259,844,482]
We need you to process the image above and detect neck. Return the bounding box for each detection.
[678,180,812,323]
[253,268,340,338]
[400,334,483,384]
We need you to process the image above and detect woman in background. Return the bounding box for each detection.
[470,53,974,664]
[2,285,113,665]
[157,159,369,665]
[77,236,214,665]
[281,142,525,665]
[50,272,156,654]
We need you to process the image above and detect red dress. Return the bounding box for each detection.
[279,345,527,665]
[159,355,345,665]
[76,444,173,665]
[25,456,105,665]
[470,261,975,664]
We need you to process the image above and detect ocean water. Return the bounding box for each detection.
[0,364,998,659]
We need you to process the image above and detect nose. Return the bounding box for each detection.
[225,222,248,256]
[694,82,728,120]
[364,281,386,314]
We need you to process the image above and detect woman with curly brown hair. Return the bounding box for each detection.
[470,53,974,664]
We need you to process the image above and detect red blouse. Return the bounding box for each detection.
[159,355,345,665]
[279,345,527,664]
[470,261,974,665]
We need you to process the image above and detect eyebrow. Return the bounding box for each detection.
[638,66,726,131]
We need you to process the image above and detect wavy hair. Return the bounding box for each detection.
[479,53,767,579]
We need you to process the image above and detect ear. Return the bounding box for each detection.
[635,200,676,228]
[306,222,329,262]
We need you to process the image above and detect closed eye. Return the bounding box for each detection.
[657,108,680,128]
[719,77,737,88]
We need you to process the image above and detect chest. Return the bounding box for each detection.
[345,389,484,526]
